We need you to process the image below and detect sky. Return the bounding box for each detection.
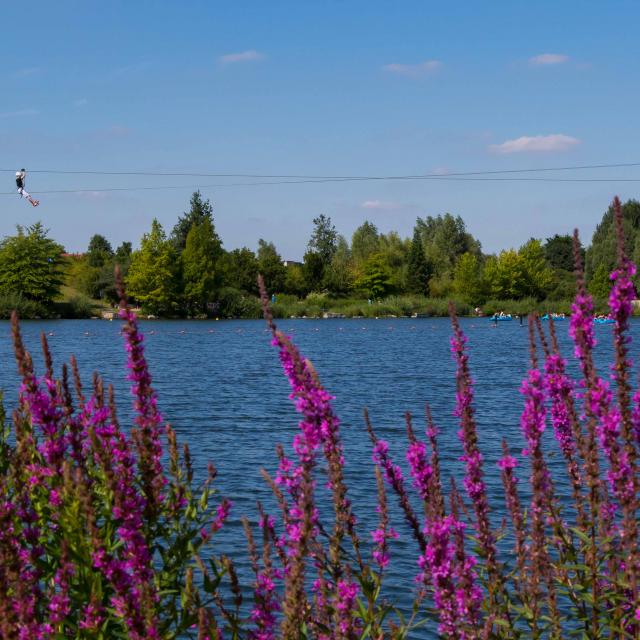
[1,0,640,259]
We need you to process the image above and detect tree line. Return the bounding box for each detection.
[1,192,638,317]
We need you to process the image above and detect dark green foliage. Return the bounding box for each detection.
[54,294,95,318]
[585,199,640,279]
[220,248,259,294]
[0,223,65,304]
[86,234,114,267]
[588,263,611,298]
[415,213,482,278]
[355,253,394,298]
[307,214,338,266]
[126,219,181,315]
[257,239,286,293]
[0,293,50,319]
[406,228,431,295]
[182,218,223,314]
[283,263,307,297]
[544,234,578,272]
[302,250,325,292]
[323,235,353,295]
[216,286,261,318]
[171,191,217,252]
[453,252,484,304]
[351,221,380,265]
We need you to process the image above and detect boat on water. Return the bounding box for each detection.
[541,314,566,321]
[490,314,513,322]
[594,317,615,324]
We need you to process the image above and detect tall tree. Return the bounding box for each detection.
[0,223,64,304]
[257,239,286,293]
[519,238,553,299]
[585,199,640,280]
[544,234,576,272]
[324,235,353,295]
[453,252,483,303]
[220,248,259,294]
[406,228,431,295]
[416,213,481,278]
[182,218,222,313]
[351,221,379,265]
[87,234,114,267]
[308,214,338,266]
[355,253,393,299]
[302,250,325,292]
[171,191,217,252]
[126,219,180,315]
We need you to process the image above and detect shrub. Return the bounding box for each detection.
[0,292,51,319]
[216,286,261,318]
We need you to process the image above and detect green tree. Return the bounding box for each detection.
[115,241,132,265]
[406,228,431,295]
[351,221,379,265]
[324,235,353,295]
[220,248,259,294]
[544,234,576,272]
[453,252,483,303]
[585,199,640,281]
[588,263,612,298]
[308,214,338,266]
[355,253,393,299]
[126,219,180,315]
[86,234,114,268]
[257,240,286,293]
[483,250,525,299]
[519,238,554,299]
[182,218,222,314]
[171,191,217,252]
[416,213,481,278]
[0,223,64,304]
[302,250,325,292]
[283,263,307,297]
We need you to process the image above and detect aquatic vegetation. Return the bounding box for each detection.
[1,196,640,637]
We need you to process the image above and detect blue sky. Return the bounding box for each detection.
[1,1,639,258]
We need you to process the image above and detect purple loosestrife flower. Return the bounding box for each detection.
[334,578,360,638]
[82,391,159,638]
[406,440,433,501]
[569,292,597,374]
[422,515,481,638]
[119,305,167,514]
[520,368,547,457]
[544,354,575,459]
[449,307,498,607]
[370,437,427,554]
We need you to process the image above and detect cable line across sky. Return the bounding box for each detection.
[3,161,640,194]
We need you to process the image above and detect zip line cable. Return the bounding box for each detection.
[2,160,640,180]
[3,161,640,194]
[5,175,640,195]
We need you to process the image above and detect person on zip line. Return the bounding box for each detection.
[15,169,39,207]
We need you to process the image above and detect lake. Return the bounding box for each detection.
[0,315,628,634]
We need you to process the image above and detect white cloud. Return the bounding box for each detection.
[73,98,88,108]
[529,53,569,66]
[0,108,39,118]
[382,60,442,77]
[218,50,266,65]
[489,134,580,154]
[361,200,402,210]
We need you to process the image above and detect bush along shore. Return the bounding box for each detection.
[1,197,640,637]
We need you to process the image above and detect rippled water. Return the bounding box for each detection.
[0,316,630,634]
